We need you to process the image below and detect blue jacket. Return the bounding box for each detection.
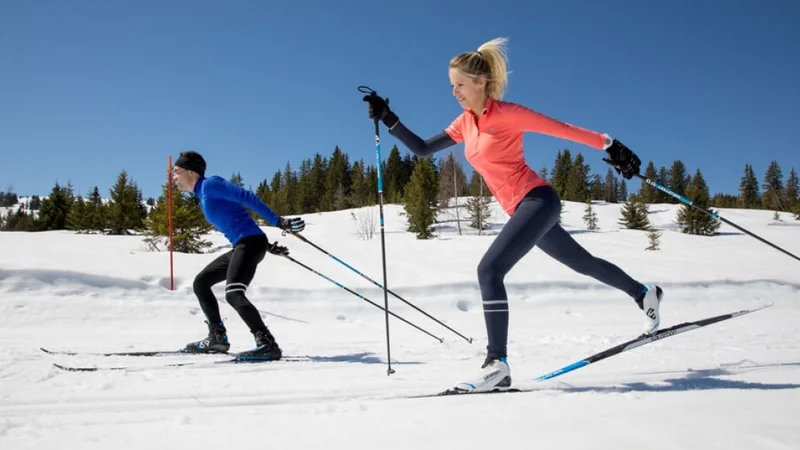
[193,176,281,245]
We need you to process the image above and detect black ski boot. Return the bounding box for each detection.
[237,328,282,361]
[183,321,230,354]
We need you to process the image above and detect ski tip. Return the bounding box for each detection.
[52,363,93,372]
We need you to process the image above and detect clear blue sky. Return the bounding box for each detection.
[2,0,799,200]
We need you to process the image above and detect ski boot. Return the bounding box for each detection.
[636,284,664,335]
[237,327,283,361]
[452,356,512,393]
[183,321,230,354]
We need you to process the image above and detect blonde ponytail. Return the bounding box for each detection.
[449,37,510,100]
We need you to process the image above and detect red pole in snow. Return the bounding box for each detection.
[168,156,174,290]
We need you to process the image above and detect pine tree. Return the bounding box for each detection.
[762,160,785,211]
[85,186,107,233]
[589,174,603,201]
[738,164,760,208]
[29,195,41,210]
[268,171,288,215]
[403,157,439,239]
[786,168,799,212]
[583,199,599,230]
[564,153,589,202]
[538,165,548,183]
[646,228,662,251]
[324,146,351,211]
[466,172,492,234]
[638,161,659,203]
[106,170,145,235]
[384,145,405,203]
[251,179,272,224]
[230,172,245,188]
[0,191,18,207]
[281,162,299,215]
[348,160,367,207]
[618,179,628,202]
[550,149,572,197]
[712,193,738,208]
[676,169,721,235]
[604,168,618,203]
[668,160,689,204]
[618,196,650,230]
[66,195,89,232]
[144,182,213,253]
[293,158,311,214]
[364,165,378,205]
[656,166,671,203]
[308,153,328,212]
[3,208,34,231]
[400,154,417,196]
[37,181,74,231]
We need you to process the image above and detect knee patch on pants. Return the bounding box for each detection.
[225,283,250,308]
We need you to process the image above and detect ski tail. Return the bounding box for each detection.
[533,303,772,382]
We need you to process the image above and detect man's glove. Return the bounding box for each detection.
[267,241,289,256]
[604,139,641,180]
[278,216,305,233]
[362,91,399,129]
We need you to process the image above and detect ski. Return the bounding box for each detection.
[417,303,772,398]
[407,387,535,399]
[531,303,772,382]
[41,347,202,357]
[52,354,311,372]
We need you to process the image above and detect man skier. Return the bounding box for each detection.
[172,150,305,360]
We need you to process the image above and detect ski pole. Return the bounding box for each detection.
[604,158,800,263]
[359,85,395,375]
[281,254,444,343]
[286,230,473,343]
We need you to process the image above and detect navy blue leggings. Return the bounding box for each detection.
[478,185,644,358]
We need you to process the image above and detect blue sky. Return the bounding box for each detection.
[2,0,799,200]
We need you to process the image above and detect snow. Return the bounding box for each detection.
[1,199,798,449]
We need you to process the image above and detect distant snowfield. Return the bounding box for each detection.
[1,200,798,450]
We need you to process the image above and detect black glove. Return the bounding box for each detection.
[278,216,305,233]
[604,139,641,180]
[362,91,399,128]
[267,241,289,256]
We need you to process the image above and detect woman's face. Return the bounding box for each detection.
[449,67,485,111]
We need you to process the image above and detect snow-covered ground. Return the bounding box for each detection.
[1,199,798,449]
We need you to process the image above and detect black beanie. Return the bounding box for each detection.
[175,151,206,177]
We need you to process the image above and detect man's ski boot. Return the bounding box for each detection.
[183,321,230,353]
[236,327,282,361]
[452,356,511,393]
[636,284,664,335]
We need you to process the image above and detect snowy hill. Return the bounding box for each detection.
[0,200,798,449]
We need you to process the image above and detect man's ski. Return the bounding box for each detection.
[417,303,772,398]
[41,347,200,357]
[52,353,311,372]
